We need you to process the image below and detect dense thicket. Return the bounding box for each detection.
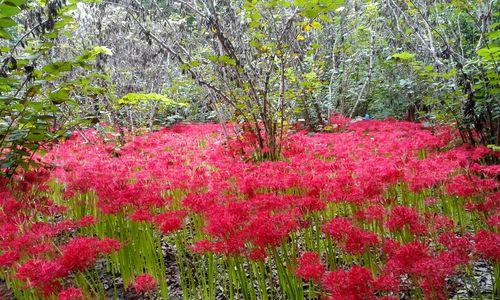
[1,0,499,169]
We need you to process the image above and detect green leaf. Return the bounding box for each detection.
[251,11,262,22]
[42,61,74,74]
[310,21,322,29]
[249,40,261,47]
[4,0,28,6]
[0,4,21,17]
[477,46,500,61]
[0,28,11,39]
[76,46,113,62]
[180,63,191,70]
[0,17,16,28]
[189,60,201,67]
[48,88,71,104]
[219,55,236,66]
[54,15,75,29]
[392,51,415,60]
[487,144,500,152]
[249,21,260,28]
[486,30,500,40]
[91,45,112,56]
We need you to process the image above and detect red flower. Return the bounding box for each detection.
[59,237,120,272]
[471,146,492,160]
[322,266,374,300]
[383,240,465,299]
[323,217,354,240]
[437,232,471,264]
[355,204,385,222]
[383,240,430,274]
[247,247,267,261]
[0,250,19,268]
[344,228,379,254]
[58,287,84,300]
[132,273,157,293]
[130,209,154,222]
[154,210,186,234]
[77,215,96,227]
[16,259,65,293]
[446,174,497,197]
[385,205,426,235]
[245,212,298,248]
[474,230,500,261]
[372,273,399,293]
[323,217,379,254]
[295,251,325,283]
[99,237,121,253]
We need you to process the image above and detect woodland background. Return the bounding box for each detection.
[0,0,499,169]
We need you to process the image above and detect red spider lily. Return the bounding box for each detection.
[327,113,352,131]
[16,259,65,294]
[486,214,500,228]
[383,240,431,274]
[322,217,355,240]
[58,287,84,300]
[131,273,157,293]
[3,117,491,299]
[385,205,426,235]
[464,191,500,214]
[473,230,500,261]
[59,237,120,272]
[0,250,19,268]
[295,251,325,283]
[76,215,96,227]
[383,240,466,299]
[424,212,454,233]
[355,204,386,222]
[244,212,299,248]
[323,217,379,254]
[246,247,267,261]
[321,266,390,300]
[446,174,498,198]
[154,210,187,234]
[470,146,493,160]
[437,232,472,264]
[129,208,154,222]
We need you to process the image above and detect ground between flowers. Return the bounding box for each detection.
[0,117,499,299]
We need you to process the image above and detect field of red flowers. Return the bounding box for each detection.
[1,117,499,300]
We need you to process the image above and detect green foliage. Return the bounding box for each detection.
[391,51,415,61]
[0,0,108,175]
[476,44,500,61]
[117,93,189,108]
[294,0,343,19]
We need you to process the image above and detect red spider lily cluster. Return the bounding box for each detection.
[131,273,158,294]
[1,117,498,299]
